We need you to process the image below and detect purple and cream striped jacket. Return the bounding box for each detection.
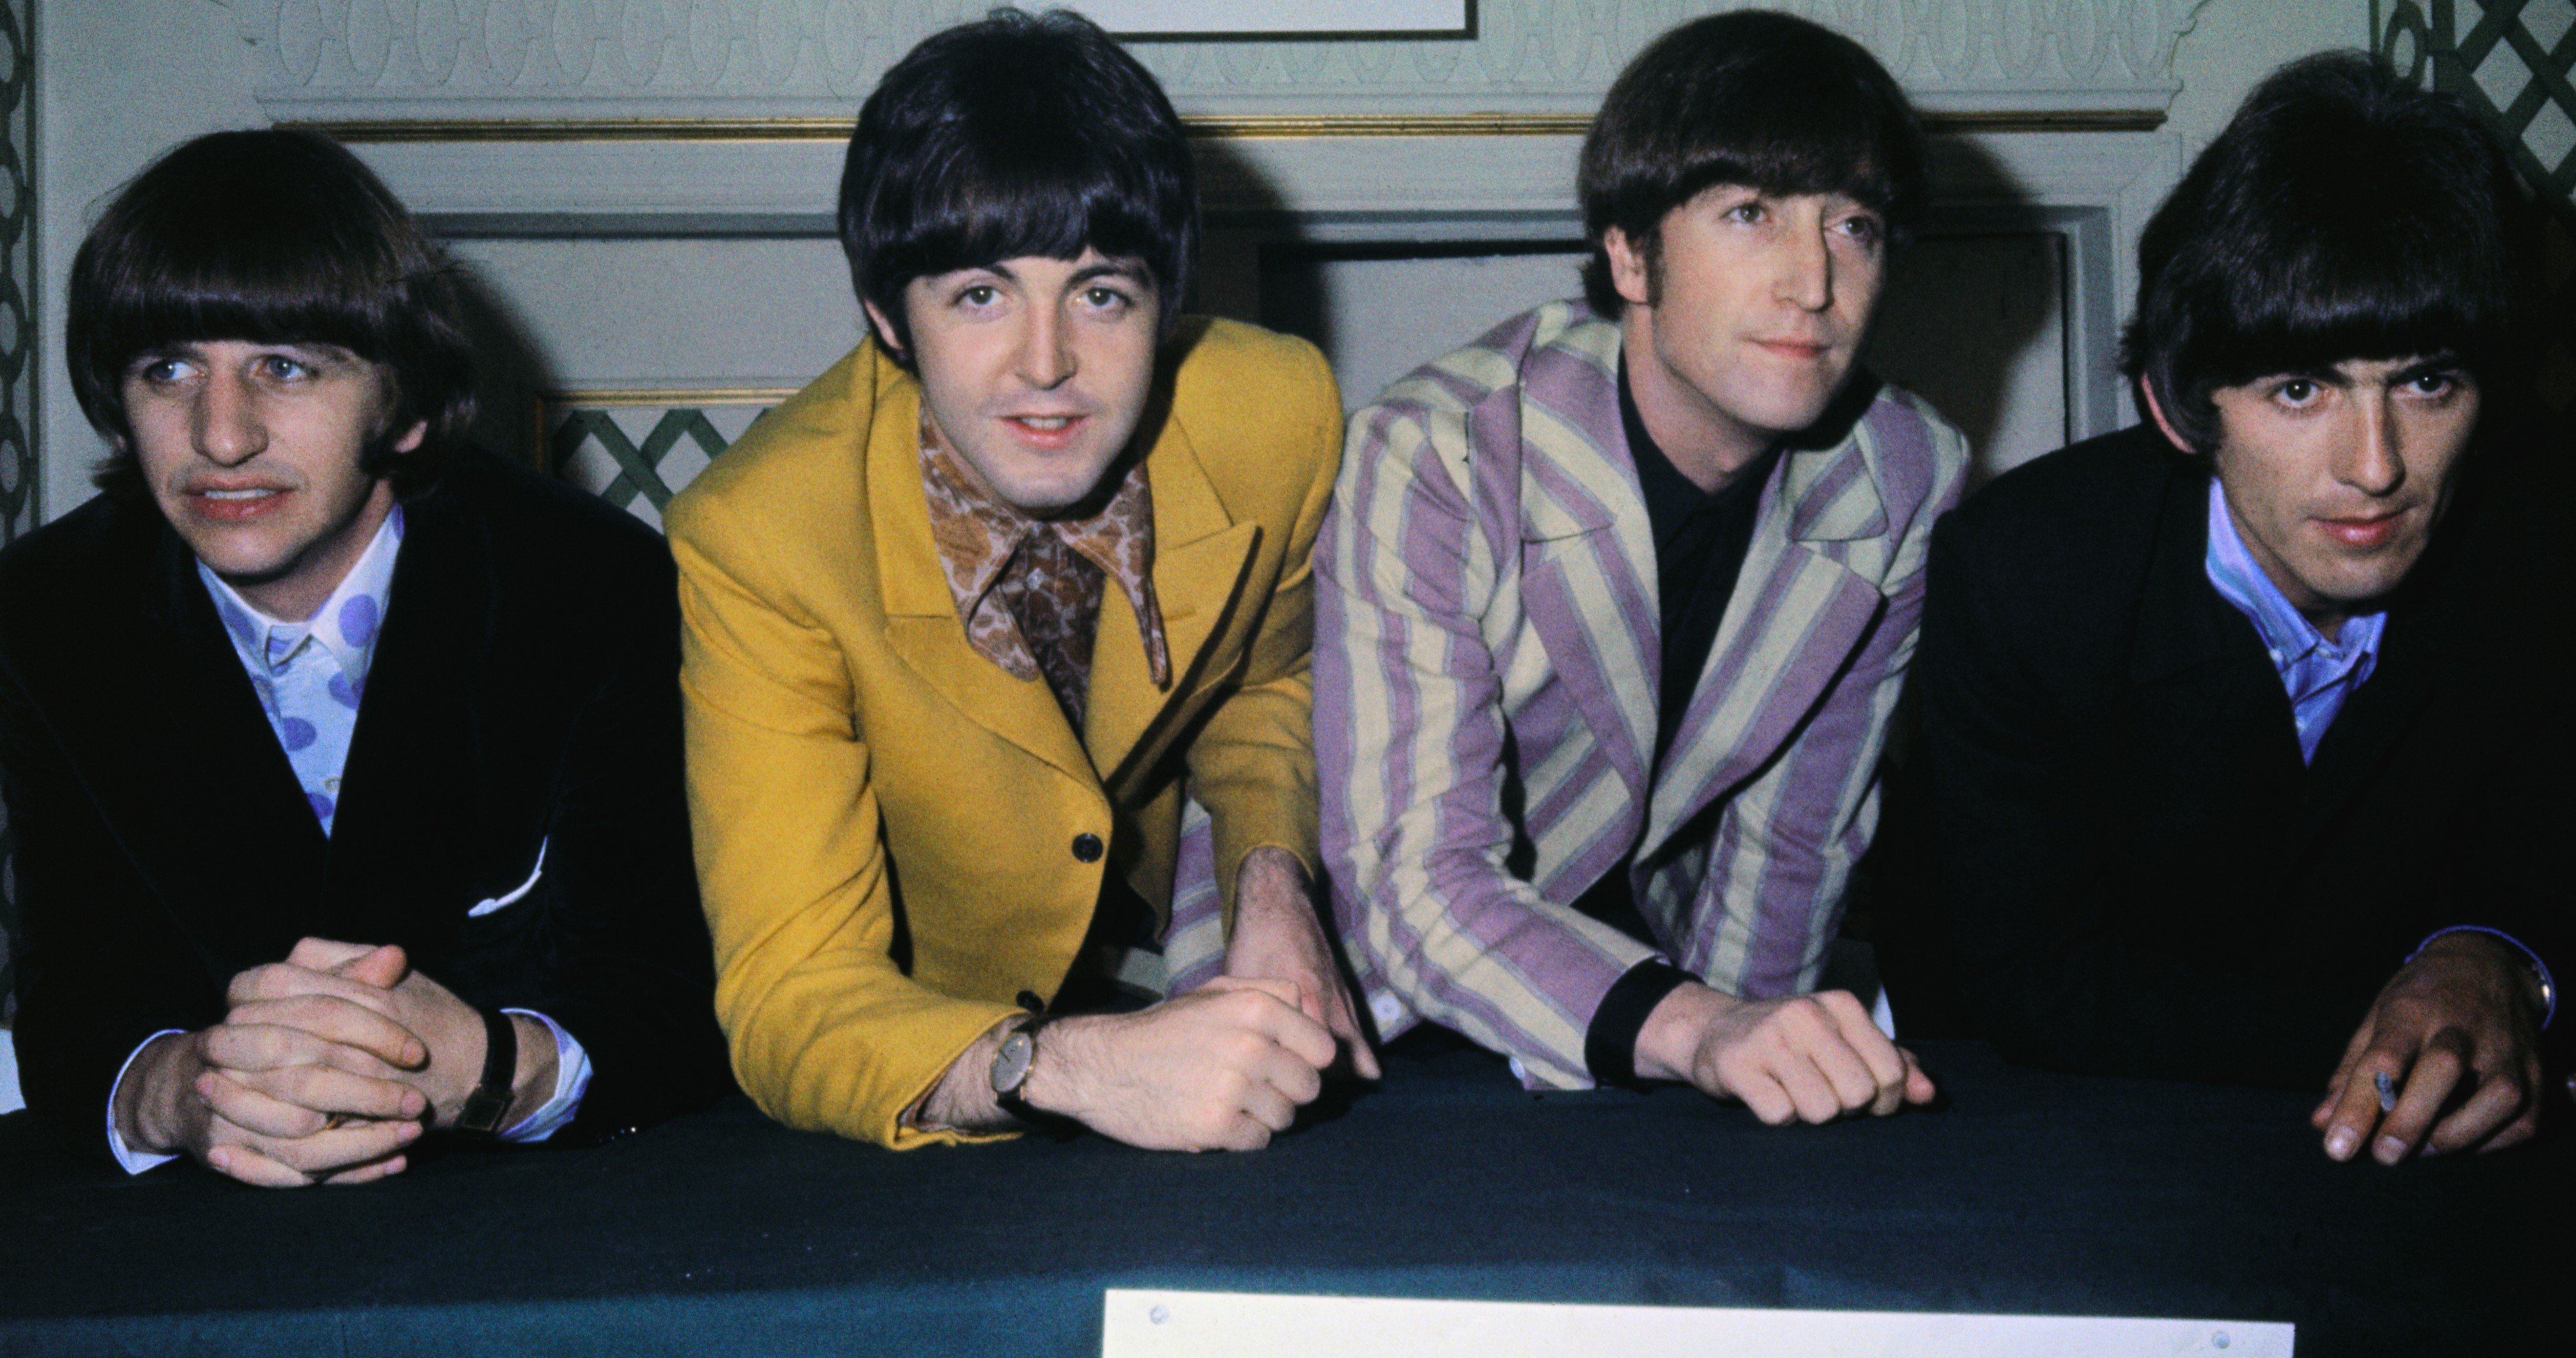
[1316,300,1970,1088]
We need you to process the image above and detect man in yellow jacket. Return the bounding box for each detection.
[666,9,1372,1151]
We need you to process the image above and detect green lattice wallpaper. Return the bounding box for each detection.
[544,391,791,529]
[2379,0,2576,416]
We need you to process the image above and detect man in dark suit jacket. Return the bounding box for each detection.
[1909,55,2563,1167]
[0,130,730,1185]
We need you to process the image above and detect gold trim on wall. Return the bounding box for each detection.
[288,108,2163,145]
[542,387,804,407]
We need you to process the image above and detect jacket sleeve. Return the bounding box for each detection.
[504,550,736,1144]
[1316,399,1656,1089]
[0,647,216,1165]
[1181,336,1341,917]
[1680,415,1970,1000]
[668,490,1021,1150]
[1917,515,2354,1083]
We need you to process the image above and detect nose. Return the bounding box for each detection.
[1014,296,1076,389]
[2337,388,2406,497]
[1775,211,1834,313]
[193,369,267,467]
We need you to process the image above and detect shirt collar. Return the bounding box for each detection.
[916,418,1169,689]
[200,503,405,689]
[2202,479,2385,676]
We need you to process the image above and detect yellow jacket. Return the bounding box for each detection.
[667,318,1341,1148]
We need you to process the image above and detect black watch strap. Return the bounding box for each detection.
[452,1007,518,1139]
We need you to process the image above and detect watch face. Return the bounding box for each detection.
[991,1030,1036,1096]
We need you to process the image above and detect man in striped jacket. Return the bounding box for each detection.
[1317,12,1966,1122]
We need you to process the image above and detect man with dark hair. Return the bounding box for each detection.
[0,129,730,1185]
[1318,11,1961,1121]
[668,9,1365,1152]
[1910,52,2564,1163]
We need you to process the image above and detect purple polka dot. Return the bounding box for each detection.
[337,595,381,646]
[307,791,335,822]
[280,716,317,751]
[328,673,363,709]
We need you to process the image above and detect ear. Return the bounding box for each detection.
[391,420,428,456]
[2137,379,2196,454]
[1602,227,1655,310]
[861,300,907,362]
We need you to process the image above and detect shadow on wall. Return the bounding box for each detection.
[448,257,563,469]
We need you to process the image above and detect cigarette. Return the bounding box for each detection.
[2375,1071,2397,1113]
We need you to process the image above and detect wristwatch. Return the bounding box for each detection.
[988,1014,1063,1127]
[451,1007,519,1139]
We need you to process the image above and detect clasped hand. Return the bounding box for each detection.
[117,937,494,1188]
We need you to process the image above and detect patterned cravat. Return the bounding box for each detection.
[917,418,1168,729]
[201,505,404,832]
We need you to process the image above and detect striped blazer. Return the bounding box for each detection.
[1316,300,1970,1088]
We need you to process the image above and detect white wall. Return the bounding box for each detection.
[28,0,2379,525]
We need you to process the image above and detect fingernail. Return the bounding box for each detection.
[403,1091,426,1116]
[2375,1135,2408,1165]
[2325,1128,2358,1159]
[397,1121,422,1143]
[384,1157,406,1175]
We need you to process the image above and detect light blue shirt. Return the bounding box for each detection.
[106,507,590,1172]
[2202,481,2387,763]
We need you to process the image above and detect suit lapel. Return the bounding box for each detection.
[1511,324,1659,805]
[1638,420,1890,862]
[134,525,330,956]
[1086,406,1258,787]
[321,484,494,942]
[870,374,1101,789]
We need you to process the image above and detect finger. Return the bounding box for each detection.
[1772,1051,1846,1124]
[2316,1014,2377,1127]
[220,997,426,1070]
[1240,1081,1299,1134]
[203,1140,318,1189]
[321,1154,409,1186]
[197,1071,332,1140]
[1250,1041,1327,1108]
[1724,1067,1798,1126]
[1817,991,1909,1090]
[2320,1047,2406,1161]
[1802,1029,1882,1114]
[1243,997,1338,1072]
[2375,1037,2470,1164]
[1315,980,1383,1081]
[1198,974,1301,1006]
[248,1119,423,1176]
[1899,1049,1938,1106]
[1216,1115,1273,1152]
[2477,1106,2541,1153]
[330,944,410,991]
[220,1060,426,1124]
[2427,1071,2529,1155]
[285,938,384,972]
[200,1022,409,1084]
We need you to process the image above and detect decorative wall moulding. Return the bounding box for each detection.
[1068,0,1475,39]
[289,108,2165,145]
[226,0,2201,123]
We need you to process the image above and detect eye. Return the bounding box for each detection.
[956,284,1001,308]
[1833,214,1884,247]
[1723,201,1768,226]
[133,358,191,385]
[256,354,313,382]
[2405,370,2459,398]
[2274,378,2320,406]
[1082,285,1134,311]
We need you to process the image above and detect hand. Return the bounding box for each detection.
[1635,982,1936,1124]
[1024,976,1338,1150]
[1222,847,1382,1079]
[112,1029,424,1189]
[224,938,557,1130]
[2311,933,2545,1164]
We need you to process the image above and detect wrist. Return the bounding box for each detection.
[2413,930,2550,1021]
[119,1032,200,1155]
[1017,1012,1109,1123]
[505,1013,559,1129]
[1633,982,1731,1085]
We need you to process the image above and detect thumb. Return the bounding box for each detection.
[285,937,382,972]
[334,944,410,990]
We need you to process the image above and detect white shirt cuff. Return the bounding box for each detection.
[497,1010,591,1144]
[105,1031,187,1176]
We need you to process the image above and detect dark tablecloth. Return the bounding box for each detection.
[0,1037,2558,1355]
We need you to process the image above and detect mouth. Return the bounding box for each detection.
[999,413,1091,449]
[2312,508,2408,549]
[178,485,293,523]
[1750,337,1835,362]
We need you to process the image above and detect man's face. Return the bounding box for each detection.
[869,249,1162,517]
[1608,184,1888,467]
[2192,357,2480,631]
[123,340,420,622]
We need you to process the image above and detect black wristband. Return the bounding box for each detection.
[1586,959,1694,1088]
[452,1007,518,1139]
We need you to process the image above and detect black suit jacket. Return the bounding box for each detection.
[1899,424,2567,1087]
[0,450,732,1159]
